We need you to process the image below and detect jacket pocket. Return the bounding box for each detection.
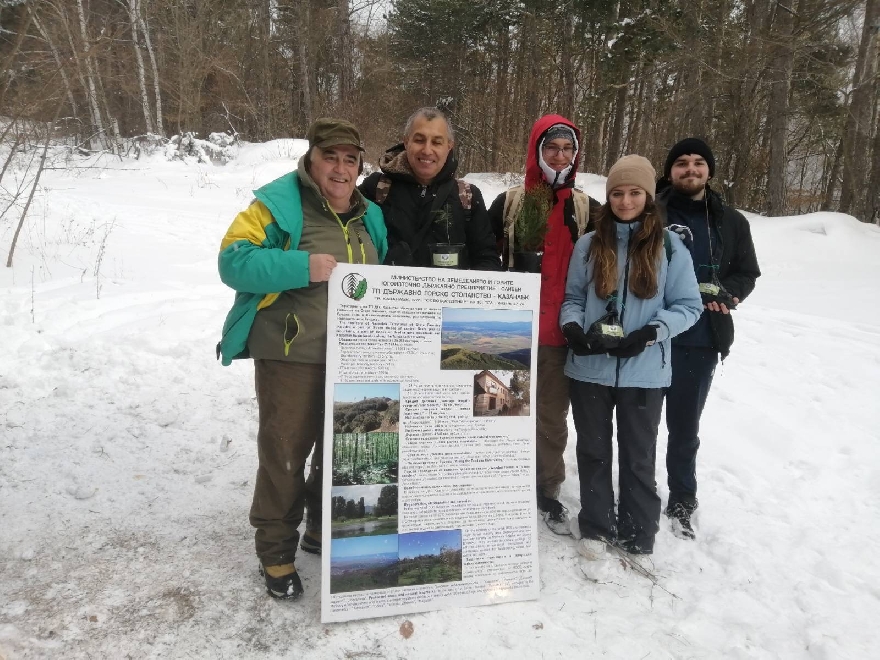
[283,313,301,357]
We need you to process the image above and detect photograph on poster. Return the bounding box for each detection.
[440,308,533,370]
[330,484,398,540]
[472,369,531,417]
[332,383,400,486]
[398,530,463,587]
[330,534,399,594]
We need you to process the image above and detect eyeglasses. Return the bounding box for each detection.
[542,145,575,157]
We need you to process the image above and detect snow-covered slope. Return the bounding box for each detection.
[1,146,878,659]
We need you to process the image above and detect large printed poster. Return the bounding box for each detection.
[321,264,542,623]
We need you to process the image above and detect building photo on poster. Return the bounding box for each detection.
[321,264,541,623]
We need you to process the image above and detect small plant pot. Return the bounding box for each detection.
[429,243,465,268]
[513,251,543,273]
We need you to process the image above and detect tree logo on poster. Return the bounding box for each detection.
[342,273,368,301]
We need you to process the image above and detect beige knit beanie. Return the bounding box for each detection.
[606,155,656,199]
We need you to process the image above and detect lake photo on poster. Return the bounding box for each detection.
[331,484,398,540]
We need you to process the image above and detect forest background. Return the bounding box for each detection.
[1,0,878,223]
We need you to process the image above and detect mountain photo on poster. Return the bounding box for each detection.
[440,308,533,370]
[332,383,400,487]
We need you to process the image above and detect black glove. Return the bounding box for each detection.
[384,242,413,267]
[668,224,694,252]
[607,325,657,358]
[562,322,595,356]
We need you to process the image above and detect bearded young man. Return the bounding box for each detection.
[655,138,760,539]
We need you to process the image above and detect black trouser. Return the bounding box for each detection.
[570,380,663,553]
[665,345,718,507]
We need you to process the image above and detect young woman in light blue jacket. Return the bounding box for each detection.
[560,155,702,559]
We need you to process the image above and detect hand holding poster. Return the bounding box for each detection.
[322,264,541,622]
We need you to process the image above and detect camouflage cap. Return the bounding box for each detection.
[307,118,365,151]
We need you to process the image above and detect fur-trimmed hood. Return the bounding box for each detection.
[378,143,458,185]
[525,114,582,191]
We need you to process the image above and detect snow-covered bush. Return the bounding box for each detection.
[164,132,238,165]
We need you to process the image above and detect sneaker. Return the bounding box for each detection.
[665,502,696,540]
[616,538,654,555]
[300,530,322,555]
[577,538,609,561]
[537,494,572,536]
[260,564,304,600]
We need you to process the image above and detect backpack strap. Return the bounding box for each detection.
[500,185,525,268]
[571,189,589,237]
[456,180,472,210]
[664,230,672,263]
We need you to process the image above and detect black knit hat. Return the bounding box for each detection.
[664,138,715,179]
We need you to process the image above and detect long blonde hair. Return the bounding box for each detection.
[587,199,664,300]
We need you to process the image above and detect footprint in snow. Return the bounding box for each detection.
[66,484,97,500]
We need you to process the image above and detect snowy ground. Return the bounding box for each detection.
[1,141,879,659]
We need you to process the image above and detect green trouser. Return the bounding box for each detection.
[535,345,571,500]
[250,359,324,567]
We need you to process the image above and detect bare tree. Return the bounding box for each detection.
[74,0,110,151]
[125,0,154,134]
[839,0,880,218]
[767,0,796,215]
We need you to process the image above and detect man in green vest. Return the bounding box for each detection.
[217,119,388,600]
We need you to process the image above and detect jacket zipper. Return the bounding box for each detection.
[328,203,367,264]
[616,227,633,388]
[354,229,367,263]
[705,199,724,353]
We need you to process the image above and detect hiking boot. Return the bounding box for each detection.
[665,502,696,540]
[300,530,322,555]
[260,564,304,600]
[577,538,609,561]
[537,493,572,536]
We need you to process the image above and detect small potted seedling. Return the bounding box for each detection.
[428,204,465,268]
[512,184,551,272]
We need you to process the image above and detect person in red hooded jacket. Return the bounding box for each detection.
[488,115,598,535]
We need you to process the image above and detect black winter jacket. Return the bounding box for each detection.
[656,184,761,359]
[359,145,500,270]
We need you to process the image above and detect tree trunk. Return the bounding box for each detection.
[605,82,628,171]
[295,4,313,130]
[74,0,108,150]
[138,11,164,136]
[0,8,33,112]
[490,24,509,171]
[27,5,78,123]
[7,104,62,268]
[868,99,880,224]
[560,13,575,119]
[337,0,352,107]
[767,0,795,216]
[821,133,844,211]
[128,0,154,134]
[839,0,880,218]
